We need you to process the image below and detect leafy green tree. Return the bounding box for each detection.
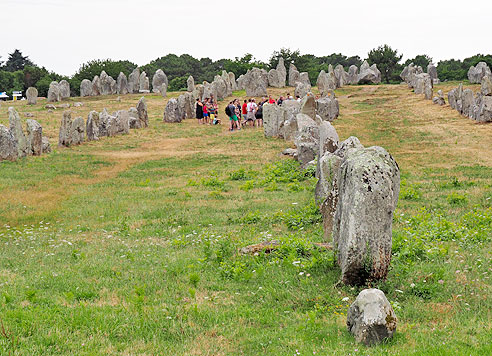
[4,49,33,72]
[223,54,265,77]
[436,59,465,81]
[269,48,300,69]
[367,44,403,83]
[404,55,432,69]
[168,76,188,92]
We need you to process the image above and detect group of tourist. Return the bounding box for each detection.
[195,93,301,131]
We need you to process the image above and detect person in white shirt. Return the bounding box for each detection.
[246,99,257,123]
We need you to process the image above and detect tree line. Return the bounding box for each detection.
[1,46,492,98]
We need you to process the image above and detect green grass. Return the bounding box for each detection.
[0,85,491,355]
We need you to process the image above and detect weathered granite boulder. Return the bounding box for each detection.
[319,120,339,157]
[289,63,301,87]
[332,146,399,285]
[462,88,475,118]
[86,110,100,141]
[26,119,42,155]
[468,62,492,84]
[92,75,101,96]
[221,70,233,96]
[107,110,130,136]
[47,81,61,102]
[0,124,18,161]
[334,64,348,87]
[347,65,359,85]
[299,72,311,86]
[358,61,381,84]
[187,75,195,92]
[128,108,138,129]
[263,103,282,137]
[117,72,129,95]
[80,79,92,97]
[427,63,438,82]
[26,87,38,105]
[42,137,51,153]
[139,71,150,92]
[300,92,316,119]
[59,80,70,99]
[268,69,283,88]
[316,94,339,122]
[347,289,397,346]
[9,107,29,157]
[295,81,311,99]
[433,90,446,105]
[244,68,268,97]
[481,75,492,96]
[100,71,114,95]
[294,113,319,167]
[128,68,140,93]
[163,98,181,123]
[59,111,73,147]
[229,72,237,91]
[160,83,168,98]
[152,69,167,93]
[136,97,148,128]
[71,117,85,144]
[424,75,433,100]
[475,96,492,122]
[317,70,336,95]
[276,58,287,87]
[278,101,301,140]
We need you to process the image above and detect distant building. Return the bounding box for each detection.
[0,92,9,101]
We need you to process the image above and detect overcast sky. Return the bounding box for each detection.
[1,0,491,76]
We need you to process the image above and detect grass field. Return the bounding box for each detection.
[0,82,491,355]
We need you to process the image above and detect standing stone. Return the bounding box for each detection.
[427,63,438,84]
[117,72,129,95]
[276,58,287,87]
[0,125,18,161]
[334,64,348,87]
[98,109,111,137]
[295,81,311,98]
[333,146,400,285]
[228,72,237,91]
[294,113,320,167]
[289,63,300,86]
[92,76,101,96]
[9,107,29,157]
[432,90,446,106]
[317,70,336,95]
[467,62,492,84]
[59,111,73,147]
[71,117,85,145]
[163,98,181,123]
[80,79,92,97]
[263,103,282,137]
[358,61,382,84]
[139,71,150,92]
[187,75,195,92]
[59,80,70,99]
[26,119,42,155]
[244,68,268,97]
[26,87,38,105]
[47,81,61,102]
[109,111,130,136]
[300,93,316,119]
[424,75,433,100]
[152,69,168,93]
[316,95,339,121]
[128,68,140,93]
[86,111,100,141]
[481,75,492,96]
[299,72,311,86]
[347,65,359,85]
[161,83,167,98]
[42,137,51,153]
[347,289,397,346]
[136,97,148,128]
[100,71,114,95]
[268,69,282,88]
[128,108,139,129]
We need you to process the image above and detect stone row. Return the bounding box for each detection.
[0,107,51,161]
[58,97,148,147]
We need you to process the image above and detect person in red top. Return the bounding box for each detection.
[242,100,248,118]
[268,95,276,104]
[202,98,209,124]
